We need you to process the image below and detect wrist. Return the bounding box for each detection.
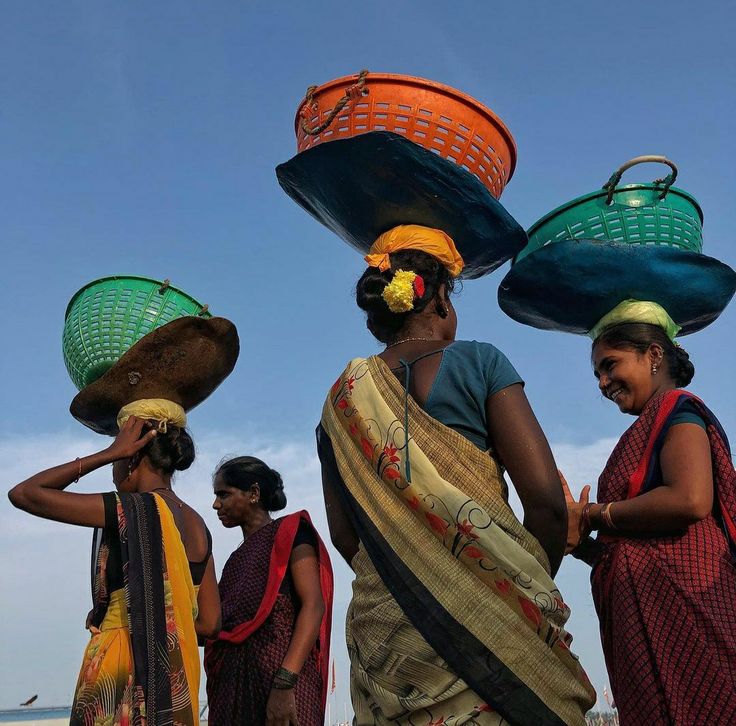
[588,504,604,530]
[272,666,299,690]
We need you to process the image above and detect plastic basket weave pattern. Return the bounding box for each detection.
[63,276,211,390]
[518,156,703,263]
[295,71,517,199]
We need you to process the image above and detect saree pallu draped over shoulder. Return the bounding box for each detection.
[319,357,595,726]
[71,493,200,726]
[592,390,736,725]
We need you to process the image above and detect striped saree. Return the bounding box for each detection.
[71,493,200,726]
[319,357,594,726]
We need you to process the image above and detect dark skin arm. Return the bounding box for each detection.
[195,556,221,639]
[265,542,325,726]
[318,427,359,567]
[564,423,713,554]
[7,417,157,526]
[486,384,567,575]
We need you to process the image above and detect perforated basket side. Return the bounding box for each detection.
[62,277,210,390]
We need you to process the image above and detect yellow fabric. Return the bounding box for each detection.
[116,398,187,432]
[321,357,595,725]
[365,224,465,277]
[589,299,681,341]
[156,494,200,722]
[71,496,199,726]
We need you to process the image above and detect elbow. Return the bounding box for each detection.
[681,497,712,524]
[196,614,221,640]
[8,485,28,511]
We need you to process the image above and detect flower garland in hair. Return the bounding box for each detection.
[382,269,426,313]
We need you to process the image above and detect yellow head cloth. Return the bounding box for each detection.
[365,225,465,277]
[588,299,682,342]
[116,399,187,433]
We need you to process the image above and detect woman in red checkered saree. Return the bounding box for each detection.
[564,320,736,725]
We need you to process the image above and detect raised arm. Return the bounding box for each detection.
[566,423,713,544]
[486,384,567,575]
[7,416,157,528]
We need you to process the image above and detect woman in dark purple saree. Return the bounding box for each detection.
[204,456,333,726]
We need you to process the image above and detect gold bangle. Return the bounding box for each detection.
[601,502,616,529]
[74,457,83,483]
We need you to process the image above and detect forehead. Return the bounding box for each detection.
[592,341,638,368]
[212,475,240,493]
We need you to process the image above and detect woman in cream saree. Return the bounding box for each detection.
[317,227,595,726]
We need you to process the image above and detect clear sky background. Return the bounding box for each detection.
[1,0,734,717]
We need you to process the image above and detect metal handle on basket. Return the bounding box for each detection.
[299,69,369,136]
[602,155,678,205]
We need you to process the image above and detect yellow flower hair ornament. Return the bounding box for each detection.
[382,269,426,313]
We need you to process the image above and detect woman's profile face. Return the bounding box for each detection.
[592,342,660,416]
[212,474,257,528]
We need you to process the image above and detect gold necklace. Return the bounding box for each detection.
[152,487,183,509]
[385,336,435,349]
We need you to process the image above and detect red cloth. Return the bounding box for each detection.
[592,390,736,724]
[204,512,333,725]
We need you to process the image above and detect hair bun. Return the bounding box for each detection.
[673,345,695,387]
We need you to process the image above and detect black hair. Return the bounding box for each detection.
[355,249,457,344]
[215,456,287,512]
[141,425,195,474]
[593,323,695,387]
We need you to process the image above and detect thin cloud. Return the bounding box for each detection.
[0,429,614,709]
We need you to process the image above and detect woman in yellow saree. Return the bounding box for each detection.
[9,413,220,726]
[317,226,595,725]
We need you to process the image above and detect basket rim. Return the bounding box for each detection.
[293,72,517,179]
[64,275,208,321]
[527,183,704,238]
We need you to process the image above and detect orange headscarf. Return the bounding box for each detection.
[364,225,465,277]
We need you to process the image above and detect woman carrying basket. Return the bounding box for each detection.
[9,315,239,726]
[317,226,594,726]
[563,307,736,724]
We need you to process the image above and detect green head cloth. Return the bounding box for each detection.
[588,299,681,342]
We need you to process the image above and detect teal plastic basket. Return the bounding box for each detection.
[517,156,703,263]
[63,276,212,390]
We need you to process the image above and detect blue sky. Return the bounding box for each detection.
[1,0,734,716]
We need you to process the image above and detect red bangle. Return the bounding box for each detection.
[580,503,593,538]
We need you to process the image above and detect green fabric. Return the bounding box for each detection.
[589,299,681,341]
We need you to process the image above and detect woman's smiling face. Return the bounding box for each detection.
[592,341,662,415]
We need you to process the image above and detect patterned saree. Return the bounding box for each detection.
[592,390,736,725]
[71,493,200,726]
[204,511,334,726]
[319,357,595,726]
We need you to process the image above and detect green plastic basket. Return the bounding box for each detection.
[517,156,703,263]
[63,276,212,391]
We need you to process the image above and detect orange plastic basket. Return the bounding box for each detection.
[295,71,517,199]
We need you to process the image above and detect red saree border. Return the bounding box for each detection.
[209,511,334,709]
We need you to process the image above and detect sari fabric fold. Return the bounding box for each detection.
[592,390,736,725]
[71,492,199,726]
[320,357,594,726]
[204,511,334,725]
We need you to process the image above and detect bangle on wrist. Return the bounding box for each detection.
[74,457,82,483]
[601,502,616,530]
[273,666,299,690]
[579,503,593,538]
